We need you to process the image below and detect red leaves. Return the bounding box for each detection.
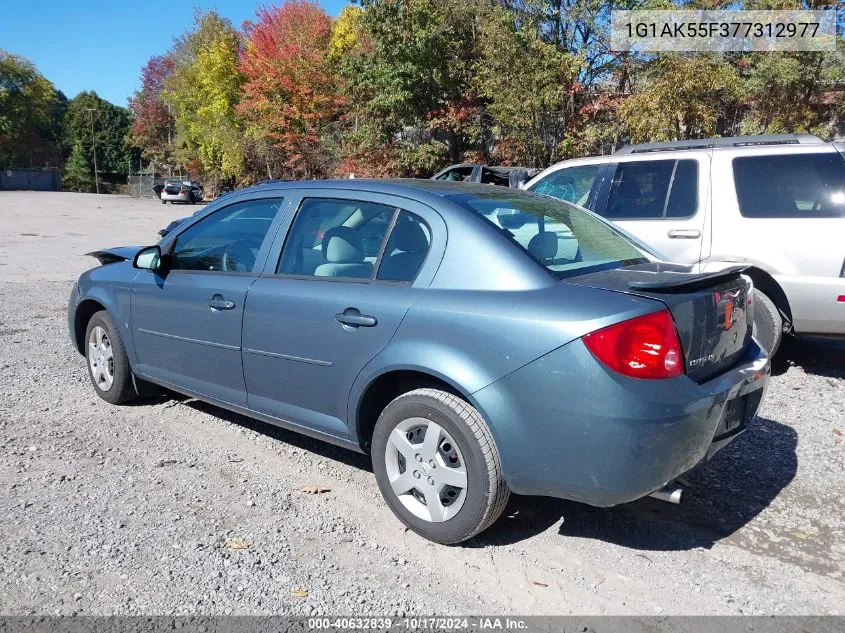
[237,1,343,177]
[128,54,176,159]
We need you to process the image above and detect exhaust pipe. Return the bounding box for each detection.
[649,484,683,504]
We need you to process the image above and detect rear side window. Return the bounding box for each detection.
[603,159,698,219]
[277,198,394,279]
[733,153,845,218]
[376,211,431,282]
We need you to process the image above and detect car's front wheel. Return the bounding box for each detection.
[372,388,510,544]
[85,311,137,405]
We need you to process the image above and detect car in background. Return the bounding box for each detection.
[69,179,769,543]
[525,134,845,355]
[158,180,204,204]
[433,164,540,188]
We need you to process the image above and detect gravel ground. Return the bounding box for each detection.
[0,191,843,616]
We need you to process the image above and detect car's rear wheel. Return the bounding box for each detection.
[161,200,166,204]
[752,289,782,357]
[372,388,509,544]
[85,311,137,405]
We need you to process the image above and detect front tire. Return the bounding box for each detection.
[752,289,783,357]
[372,388,510,544]
[85,311,137,405]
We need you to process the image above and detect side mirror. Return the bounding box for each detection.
[133,245,163,271]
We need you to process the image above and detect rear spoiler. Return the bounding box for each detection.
[628,265,749,293]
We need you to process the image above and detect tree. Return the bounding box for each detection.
[128,55,176,166]
[328,5,364,63]
[474,5,580,167]
[163,10,245,186]
[239,1,343,179]
[0,51,66,168]
[738,50,845,138]
[64,91,135,174]
[63,140,94,192]
[617,55,741,142]
[340,0,483,169]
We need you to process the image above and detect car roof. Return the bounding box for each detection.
[248,177,526,199]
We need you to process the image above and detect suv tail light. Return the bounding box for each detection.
[583,309,685,379]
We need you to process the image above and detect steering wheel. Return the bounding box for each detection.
[221,240,255,272]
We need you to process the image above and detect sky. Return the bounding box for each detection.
[0,0,350,107]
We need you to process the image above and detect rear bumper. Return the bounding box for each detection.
[161,191,193,202]
[472,338,770,507]
[774,274,845,335]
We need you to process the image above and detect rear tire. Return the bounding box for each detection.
[752,289,782,357]
[161,200,166,204]
[85,311,137,405]
[372,388,510,544]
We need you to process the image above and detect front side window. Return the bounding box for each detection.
[277,198,395,279]
[603,159,698,219]
[170,198,282,273]
[733,153,845,218]
[529,164,602,208]
[449,190,652,279]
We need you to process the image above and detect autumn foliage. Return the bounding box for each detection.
[238,1,343,179]
[124,0,845,184]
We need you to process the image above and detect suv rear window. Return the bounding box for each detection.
[448,190,651,279]
[733,153,845,218]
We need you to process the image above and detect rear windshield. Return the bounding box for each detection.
[448,190,652,279]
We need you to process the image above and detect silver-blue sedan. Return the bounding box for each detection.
[68,179,770,543]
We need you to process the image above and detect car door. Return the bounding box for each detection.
[593,154,710,265]
[241,190,442,439]
[131,194,287,405]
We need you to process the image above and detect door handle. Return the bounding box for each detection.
[335,308,378,328]
[667,229,701,239]
[208,294,235,310]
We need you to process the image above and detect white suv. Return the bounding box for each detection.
[525,134,845,354]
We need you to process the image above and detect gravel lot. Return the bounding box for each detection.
[0,191,843,616]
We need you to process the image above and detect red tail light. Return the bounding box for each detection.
[583,309,685,379]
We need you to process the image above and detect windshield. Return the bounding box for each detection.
[448,190,653,279]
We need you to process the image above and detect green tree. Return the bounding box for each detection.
[738,49,845,138]
[62,140,94,192]
[163,10,245,186]
[64,91,136,174]
[0,50,66,168]
[474,5,580,166]
[339,0,483,170]
[618,55,741,142]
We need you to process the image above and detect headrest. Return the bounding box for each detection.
[527,232,558,261]
[496,209,530,230]
[323,227,364,263]
[391,219,429,252]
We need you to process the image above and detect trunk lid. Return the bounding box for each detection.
[567,262,754,382]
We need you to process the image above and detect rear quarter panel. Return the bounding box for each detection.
[347,283,662,444]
